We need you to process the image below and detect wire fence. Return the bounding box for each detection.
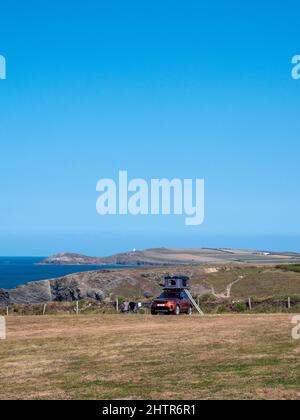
[1,296,300,316]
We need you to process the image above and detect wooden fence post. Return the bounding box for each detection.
[76,301,79,315]
[6,306,8,317]
[116,297,119,313]
[43,304,46,315]
[248,298,252,311]
[288,297,291,310]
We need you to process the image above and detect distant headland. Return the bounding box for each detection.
[40,247,300,266]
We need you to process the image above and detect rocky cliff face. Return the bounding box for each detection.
[0,269,159,306]
[0,289,9,306]
[0,266,212,307]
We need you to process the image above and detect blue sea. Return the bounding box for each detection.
[0,257,126,289]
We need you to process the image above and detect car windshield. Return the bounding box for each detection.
[159,292,180,299]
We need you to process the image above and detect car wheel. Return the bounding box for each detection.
[175,305,180,316]
[187,306,192,315]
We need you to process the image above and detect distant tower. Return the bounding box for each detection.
[133,248,136,253]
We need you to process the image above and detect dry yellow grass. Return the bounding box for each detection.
[0,314,300,400]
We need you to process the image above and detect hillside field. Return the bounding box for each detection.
[0,314,299,400]
[192,266,300,299]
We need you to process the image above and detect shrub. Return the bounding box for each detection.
[233,302,247,313]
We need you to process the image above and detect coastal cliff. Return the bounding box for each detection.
[2,248,300,307]
[40,250,181,266]
[0,266,211,307]
[40,247,300,266]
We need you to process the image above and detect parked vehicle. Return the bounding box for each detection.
[151,290,192,315]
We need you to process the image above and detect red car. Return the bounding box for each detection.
[151,290,192,315]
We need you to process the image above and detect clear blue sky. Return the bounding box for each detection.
[0,1,300,255]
